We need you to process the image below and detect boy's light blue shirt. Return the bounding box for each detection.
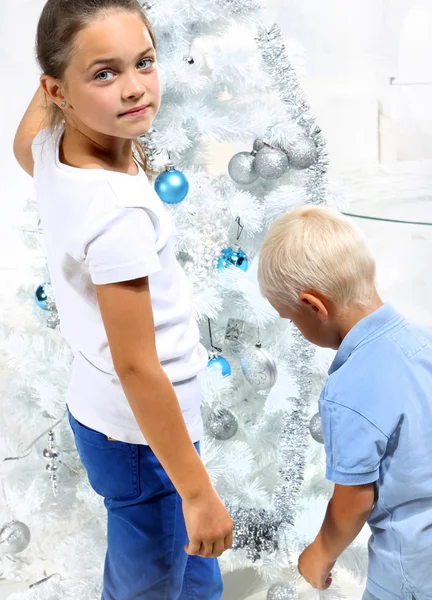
[319,303,432,600]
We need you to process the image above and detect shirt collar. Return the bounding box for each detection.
[329,303,403,375]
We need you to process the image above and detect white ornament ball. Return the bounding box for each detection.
[241,344,278,390]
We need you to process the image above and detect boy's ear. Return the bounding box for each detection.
[300,292,329,322]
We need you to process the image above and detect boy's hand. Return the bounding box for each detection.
[298,541,335,590]
[183,487,233,558]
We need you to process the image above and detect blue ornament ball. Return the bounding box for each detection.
[35,283,50,311]
[217,247,249,272]
[155,168,189,204]
[208,355,231,377]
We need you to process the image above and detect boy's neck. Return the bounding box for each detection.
[337,291,384,342]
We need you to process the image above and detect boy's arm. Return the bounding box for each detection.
[14,86,50,177]
[298,482,375,590]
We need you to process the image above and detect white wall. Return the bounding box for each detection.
[1,0,46,202]
[0,0,46,280]
[391,0,432,160]
[271,0,432,169]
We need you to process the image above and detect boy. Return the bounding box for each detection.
[258,205,432,600]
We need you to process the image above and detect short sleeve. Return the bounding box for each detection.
[85,207,161,285]
[319,397,388,486]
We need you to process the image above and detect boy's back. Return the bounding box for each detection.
[320,303,432,600]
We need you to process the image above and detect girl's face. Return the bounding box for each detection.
[63,10,161,139]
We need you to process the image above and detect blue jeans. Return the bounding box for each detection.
[68,409,223,600]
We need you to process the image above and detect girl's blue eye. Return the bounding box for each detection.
[138,58,154,70]
[96,71,114,81]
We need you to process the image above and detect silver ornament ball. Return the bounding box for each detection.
[0,521,31,554]
[287,136,318,169]
[267,582,296,600]
[228,152,259,185]
[241,344,278,390]
[207,408,238,441]
[253,146,289,179]
[309,412,324,444]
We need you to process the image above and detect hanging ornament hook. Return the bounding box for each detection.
[165,150,175,171]
[235,216,244,242]
[208,319,222,354]
[207,321,231,377]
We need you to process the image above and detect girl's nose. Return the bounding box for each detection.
[122,73,145,100]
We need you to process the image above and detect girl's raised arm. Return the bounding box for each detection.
[14,86,50,177]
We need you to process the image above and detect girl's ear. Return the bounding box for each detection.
[40,75,68,109]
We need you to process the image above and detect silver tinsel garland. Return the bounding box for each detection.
[225,25,329,583]
[227,332,316,567]
[255,24,329,206]
[273,328,316,528]
[230,505,281,561]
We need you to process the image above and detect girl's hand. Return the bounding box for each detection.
[182,487,233,558]
[298,542,335,590]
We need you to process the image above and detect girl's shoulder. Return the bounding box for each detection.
[32,124,62,153]
[32,125,165,231]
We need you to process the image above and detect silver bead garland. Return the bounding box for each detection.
[43,430,60,496]
[42,282,60,330]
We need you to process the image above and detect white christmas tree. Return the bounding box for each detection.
[0,1,368,599]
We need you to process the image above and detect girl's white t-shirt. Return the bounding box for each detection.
[32,126,207,444]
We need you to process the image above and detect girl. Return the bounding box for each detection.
[13,1,232,598]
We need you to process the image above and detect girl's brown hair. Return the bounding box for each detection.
[36,0,157,171]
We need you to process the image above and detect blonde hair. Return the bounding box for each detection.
[258,205,376,310]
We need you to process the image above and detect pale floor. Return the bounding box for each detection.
[1,160,431,599]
